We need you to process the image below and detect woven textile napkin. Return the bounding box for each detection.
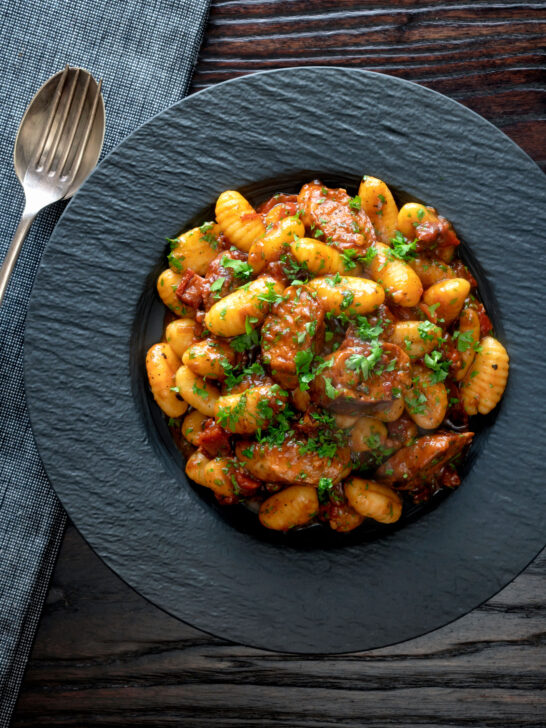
[0,0,210,721]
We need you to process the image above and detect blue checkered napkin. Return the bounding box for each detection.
[0,1,210,722]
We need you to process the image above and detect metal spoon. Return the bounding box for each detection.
[0,65,105,306]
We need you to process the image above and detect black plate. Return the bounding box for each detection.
[24,68,546,653]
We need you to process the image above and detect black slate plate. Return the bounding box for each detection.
[24,68,546,653]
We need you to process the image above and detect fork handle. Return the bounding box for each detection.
[0,209,37,308]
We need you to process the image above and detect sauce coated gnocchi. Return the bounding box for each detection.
[146,177,509,533]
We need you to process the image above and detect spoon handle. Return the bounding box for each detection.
[0,209,37,308]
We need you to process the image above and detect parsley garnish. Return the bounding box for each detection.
[325,272,342,287]
[323,377,337,399]
[356,316,383,341]
[221,256,253,281]
[167,252,183,272]
[199,221,218,249]
[418,320,438,341]
[317,477,335,503]
[231,317,260,352]
[453,329,474,352]
[361,245,378,265]
[192,381,209,398]
[345,341,383,380]
[348,195,361,211]
[405,390,427,414]
[390,231,417,261]
[340,248,359,270]
[299,424,347,461]
[256,407,295,447]
[257,281,285,306]
[423,350,450,382]
[217,393,247,431]
[210,276,225,297]
[295,350,315,391]
[340,290,354,310]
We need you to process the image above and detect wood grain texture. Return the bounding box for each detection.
[12,1,545,725]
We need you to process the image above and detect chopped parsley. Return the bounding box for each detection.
[348,195,361,211]
[423,350,450,383]
[340,290,354,310]
[390,231,417,261]
[356,315,384,341]
[192,381,209,398]
[231,317,260,352]
[256,407,295,447]
[296,320,317,344]
[323,377,337,399]
[209,276,225,297]
[216,393,247,431]
[221,256,253,281]
[317,477,335,503]
[340,248,359,270]
[345,341,383,380]
[295,350,315,391]
[405,390,427,415]
[257,281,285,306]
[360,245,378,265]
[299,424,347,461]
[418,320,438,341]
[167,251,183,272]
[279,252,309,283]
[453,329,475,352]
[199,221,218,248]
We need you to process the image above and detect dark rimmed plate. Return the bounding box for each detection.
[24,68,546,653]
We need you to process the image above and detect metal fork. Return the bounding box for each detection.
[0,65,105,307]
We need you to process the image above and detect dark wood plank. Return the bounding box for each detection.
[12,1,546,725]
[193,0,546,169]
[12,526,546,727]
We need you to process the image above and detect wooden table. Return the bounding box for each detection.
[13,2,545,725]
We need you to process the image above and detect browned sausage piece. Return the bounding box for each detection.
[261,284,325,389]
[297,181,376,251]
[312,341,411,413]
[235,438,351,486]
[376,431,474,488]
[203,249,249,310]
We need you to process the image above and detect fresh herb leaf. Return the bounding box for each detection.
[345,341,383,380]
[317,477,335,503]
[323,377,337,399]
[221,256,253,281]
[423,350,450,383]
[390,231,417,261]
[453,329,474,352]
[360,245,378,265]
[418,320,438,341]
[210,276,225,296]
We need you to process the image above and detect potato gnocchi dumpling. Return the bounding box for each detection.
[147,175,508,534]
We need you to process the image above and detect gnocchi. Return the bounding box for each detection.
[168,223,222,275]
[461,336,509,415]
[364,242,423,307]
[358,175,399,243]
[146,175,508,536]
[145,343,188,418]
[308,275,384,316]
[215,190,265,252]
[248,216,305,273]
[204,276,284,337]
